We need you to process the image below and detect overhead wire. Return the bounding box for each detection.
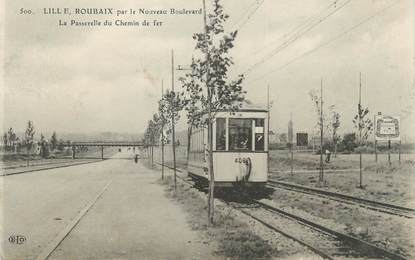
[246,0,403,84]
[236,0,343,65]
[241,0,351,75]
[230,0,260,30]
[234,0,265,32]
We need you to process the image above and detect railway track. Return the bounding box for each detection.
[157,162,415,218]
[246,200,407,259]
[267,180,415,218]
[155,162,408,259]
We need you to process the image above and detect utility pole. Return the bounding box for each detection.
[374,113,377,162]
[176,59,192,167]
[388,139,391,166]
[359,72,363,188]
[289,112,294,176]
[171,49,177,190]
[267,84,270,174]
[399,140,401,164]
[161,80,165,180]
[319,78,324,183]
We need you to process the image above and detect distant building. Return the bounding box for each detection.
[296,132,308,147]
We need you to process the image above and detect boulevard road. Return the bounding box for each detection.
[1,150,213,260]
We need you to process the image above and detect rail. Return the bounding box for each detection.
[155,162,408,259]
[267,180,415,218]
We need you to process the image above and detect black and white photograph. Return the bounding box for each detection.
[1,0,414,259]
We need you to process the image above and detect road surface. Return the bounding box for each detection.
[1,150,214,260]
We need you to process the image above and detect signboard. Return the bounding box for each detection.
[296,133,308,147]
[375,115,400,141]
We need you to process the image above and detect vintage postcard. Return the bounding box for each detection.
[1,0,414,259]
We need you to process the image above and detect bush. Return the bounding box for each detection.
[355,145,375,153]
[338,133,357,153]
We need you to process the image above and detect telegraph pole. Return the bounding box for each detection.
[171,49,177,190]
[176,58,192,166]
[289,112,294,176]
[388,139,391,166]
[359,72,363,188]
[374,113,377,162]
[267,84,270,174]
[399,140,401,164]
[319,78,324,183]
[161,80,165,180]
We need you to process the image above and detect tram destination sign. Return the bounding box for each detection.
[374,115,400,141]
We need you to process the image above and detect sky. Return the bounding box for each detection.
[2,0,414,141]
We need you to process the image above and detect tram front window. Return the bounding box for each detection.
[229,119,252,151]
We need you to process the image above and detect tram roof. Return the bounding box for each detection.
[214,103,268,113]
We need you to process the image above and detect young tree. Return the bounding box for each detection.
[309,91,340,150]
[7,128,17,152]
[179,58,203,163]
[144,120,154,166]
[309,87,332,183]
[159,89,185,188]
[144,113,165,168]
[57,139,65,151]
[2,133,8,151]
[24,121,36,157]
[159,91,183,138]
[40,134,46,158]
[309,90,332,137]
[50,132,58,151]
[341,133,357,153]
[180,0,245,224]
[353,102,373,188]
[15,137,22,153]
[158,91,172,179]
[353,105,373,144]
[330,107,341,158]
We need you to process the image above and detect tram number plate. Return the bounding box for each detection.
[235,157,250,163]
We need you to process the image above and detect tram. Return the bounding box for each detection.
[187,105,268,188]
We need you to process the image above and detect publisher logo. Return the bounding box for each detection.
[8,235,26,245]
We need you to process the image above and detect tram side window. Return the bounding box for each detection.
[229,119,252,151]
[216,118,226,150]
[255,119,264,151]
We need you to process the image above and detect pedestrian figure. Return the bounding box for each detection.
[134,154,138,163]
[325,149,331,163]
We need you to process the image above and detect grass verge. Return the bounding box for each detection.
[159,176,275,260]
